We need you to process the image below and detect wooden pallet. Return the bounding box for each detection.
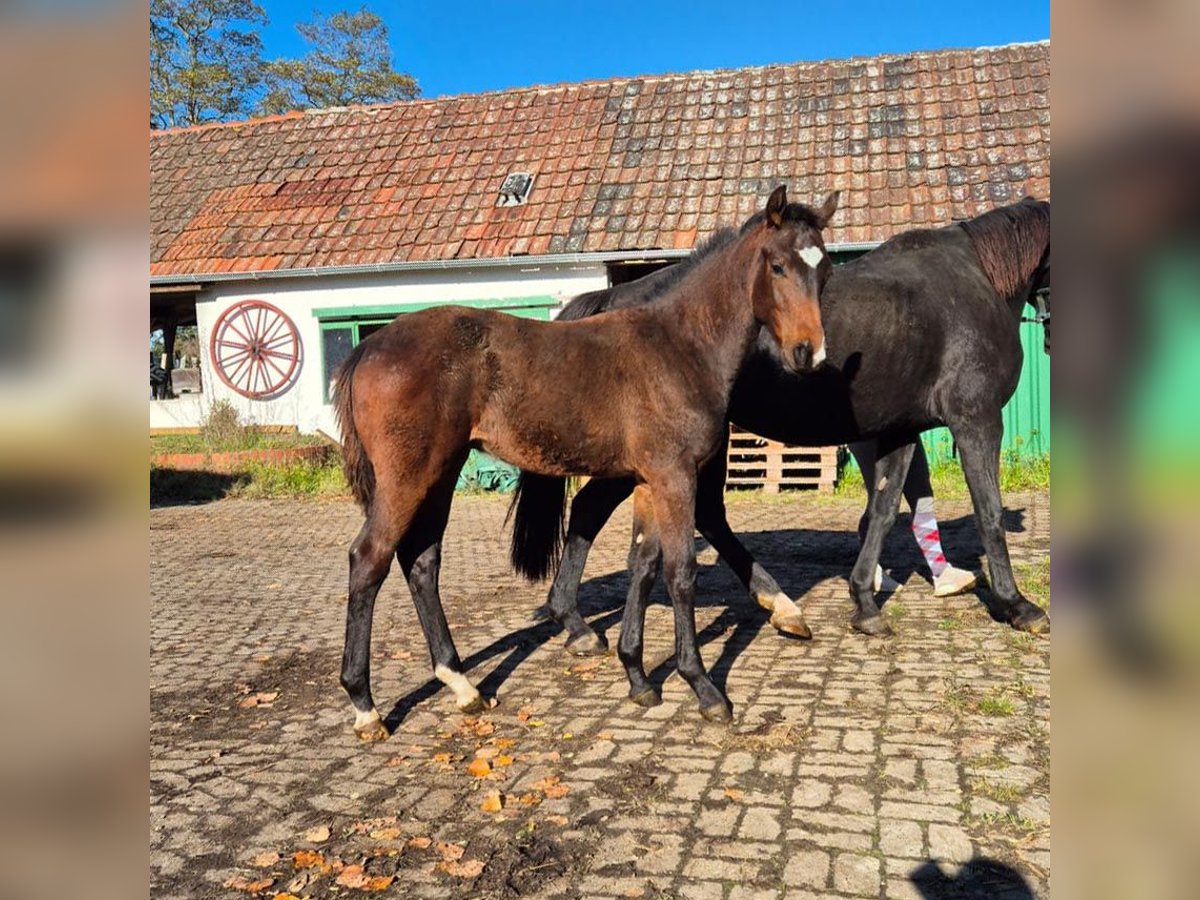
[725,426,838,493]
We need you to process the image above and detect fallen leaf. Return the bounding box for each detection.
[390,649,413,661]
[408,836,432,849]
[561,732,574,739]
[251,851,279,868]
[305,825,331,843]
[273,895,301,900]
[336,865,369,888]
[530,776,561,792]
[724,787,745,801]
[493,738,516,749]
[362,875,395,891]
[494,755,514,767]
[474,746,499,761]
[369,827,403,840]
[545,815,569,826]
[518,792,542,806]
[596,731,614,741]
[480,791,503,813]
[474,721,495,737]
[528,719,546,728]
[571,659,601,674]
[439,858,485,878]
[516,705,535,722]
[435,841,465,862]
[238,691,280,709]
[292,850,327,870]
[223,875,275,893]
[624,888,646,898]
[466,758,491,778]
[431,752,452,764]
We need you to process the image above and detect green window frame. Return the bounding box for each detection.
[316,297,558,403]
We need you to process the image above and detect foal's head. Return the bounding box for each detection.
[748,186,839,373]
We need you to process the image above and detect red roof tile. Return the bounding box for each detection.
[150,42,1050,278]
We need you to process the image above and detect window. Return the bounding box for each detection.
[315,298,559,403]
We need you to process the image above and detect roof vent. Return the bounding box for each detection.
[497,172,534,207]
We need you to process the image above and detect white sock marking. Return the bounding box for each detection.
[435,664,481,708]
[812,344,826,365]
[354,707,381,730]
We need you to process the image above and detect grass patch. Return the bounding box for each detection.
[971,778,1024,803]
[972,811,1040,837]
[835,451,1049,501]
[884,600,908,619]
[978,693,1016,717]
[1015,559,1050,610]
[151,459,349,504]
[967,752,1010,771]
[937,615,962,631]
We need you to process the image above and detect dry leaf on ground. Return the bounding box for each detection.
[480,790,503,812]
[408,836,432,849]
[304,825,331,843]
[466,758,492,777]
[223,875,274,893]
[435,841,465,862]
[251,851,279,868]
[439,859,485,878]
[724,787,745,801]
[238,691,279,709]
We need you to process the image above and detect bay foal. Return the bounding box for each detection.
[334,186,837,737]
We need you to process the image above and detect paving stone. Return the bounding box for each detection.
[151,492,1049,898]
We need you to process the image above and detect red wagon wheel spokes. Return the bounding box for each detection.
[209,300,301,399]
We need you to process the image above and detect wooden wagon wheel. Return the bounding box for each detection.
[209,300,301,399]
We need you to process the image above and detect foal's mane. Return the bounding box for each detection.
[556,201,824,322]
[959,198,1050,298]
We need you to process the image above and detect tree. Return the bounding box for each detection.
[151,0,267,129]
[259,8,419,115]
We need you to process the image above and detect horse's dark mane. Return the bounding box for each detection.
[959,198,1050,298]
[556,227,739,321]
[556,202,826,322]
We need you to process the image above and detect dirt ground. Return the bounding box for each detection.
[151,488,1049,899]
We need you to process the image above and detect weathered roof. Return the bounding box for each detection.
[150,41,1049,279]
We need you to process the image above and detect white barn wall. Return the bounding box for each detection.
[161,261,609,434]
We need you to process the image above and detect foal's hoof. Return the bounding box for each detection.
[700,701,733,724]
[457,695,488,715]
[1010,604,1050,635]
[353,711,389,742]
[565,631,608,657]
[851,613,893,637]
[630,688,662,708]
[770,611,813,640]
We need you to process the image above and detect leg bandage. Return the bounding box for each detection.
[911,496,948,578]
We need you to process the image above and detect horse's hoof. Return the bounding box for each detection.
[770,611,813,639]
[700,701,733,724]
[353,711,389,742]
[1011,604,1050,635]
[851,613,893,637]
[457,695,487,715]
[565,631,608,657]
[630,688,661,708]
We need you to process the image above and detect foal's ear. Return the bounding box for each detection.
[816,190,840,228]
[765,185,788,227]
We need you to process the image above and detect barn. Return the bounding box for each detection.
[149,40,1050,470]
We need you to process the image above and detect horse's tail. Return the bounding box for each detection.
[333,340,376,512]
[506,472,570,581]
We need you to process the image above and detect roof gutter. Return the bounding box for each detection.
[148,242,882,287]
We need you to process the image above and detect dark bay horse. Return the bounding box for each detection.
[510,198,1050,704]
[333,186,837,736]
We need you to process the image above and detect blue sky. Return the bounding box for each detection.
[259,0,1049,99]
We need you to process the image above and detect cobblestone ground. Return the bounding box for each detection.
[151,489,1049,900]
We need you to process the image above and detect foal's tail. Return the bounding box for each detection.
[507,473,570,581]
[333,340,376,512]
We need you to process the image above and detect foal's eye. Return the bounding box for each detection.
[770,263,785,276]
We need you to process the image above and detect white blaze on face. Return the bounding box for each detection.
[798,245,825,269]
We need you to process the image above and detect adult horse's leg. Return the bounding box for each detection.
[648,473,731,722]
[953,417,1049,633]
[618,486,663,707]
[397,457,489,714]
[694,441,811,638]
[848,440,916,636]
[548,476,635,655]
